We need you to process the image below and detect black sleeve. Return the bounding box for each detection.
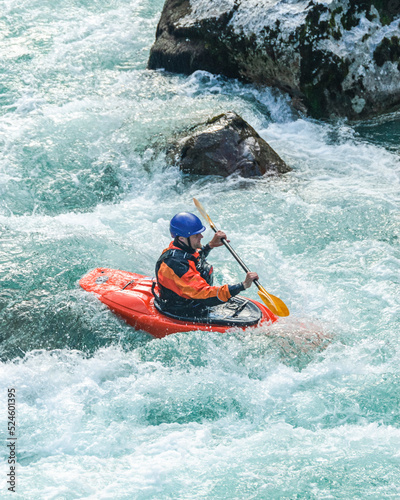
[228,282,245,297]
[199,243,212,258]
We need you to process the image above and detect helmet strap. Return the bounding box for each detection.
[175,236,196,253]
[180,236,192,248]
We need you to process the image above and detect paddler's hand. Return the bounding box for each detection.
[243,272,259,289]
[208,230,229,248]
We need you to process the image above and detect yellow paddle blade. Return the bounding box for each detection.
[193,197,217,231]
[258,286,290,317]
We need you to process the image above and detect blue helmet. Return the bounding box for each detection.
[170,212,206,238]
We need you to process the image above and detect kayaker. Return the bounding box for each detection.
[154,212,258,316]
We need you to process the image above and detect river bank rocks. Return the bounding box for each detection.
[167,112,291,177]
[148,0,400,119]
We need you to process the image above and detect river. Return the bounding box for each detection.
[1,0,400,498]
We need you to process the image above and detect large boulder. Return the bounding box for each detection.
[148,0,400,119]
[167,111,291,177]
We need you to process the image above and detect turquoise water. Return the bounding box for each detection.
[1,0,400,498]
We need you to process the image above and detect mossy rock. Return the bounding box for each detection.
[148,0,400,119]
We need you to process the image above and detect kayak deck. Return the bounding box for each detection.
[153,296,262,326]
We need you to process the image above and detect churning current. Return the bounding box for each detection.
[0,0,399,498]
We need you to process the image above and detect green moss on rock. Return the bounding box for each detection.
[300,46,350,118]
[374,36,400,66]
[346,0,399,26]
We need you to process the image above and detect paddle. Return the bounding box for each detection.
[193,197,290,317]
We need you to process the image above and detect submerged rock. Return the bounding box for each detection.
[168,111,291,177]
[148,0,400,119]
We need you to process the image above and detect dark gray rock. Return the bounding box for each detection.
[148,0,400,119]
[148,0,238,78]
[168,111,291,177]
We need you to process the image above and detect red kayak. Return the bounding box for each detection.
[79,268,277,338]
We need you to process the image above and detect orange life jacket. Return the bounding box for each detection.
[155,240,244,314]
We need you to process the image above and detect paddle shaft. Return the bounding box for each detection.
[209,227,262,290]
[193,197,289,316]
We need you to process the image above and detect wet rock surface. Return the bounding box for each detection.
[167,112,291,177]
[148,0,400,119]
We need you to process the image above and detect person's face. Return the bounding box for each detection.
[189,232,203,249]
